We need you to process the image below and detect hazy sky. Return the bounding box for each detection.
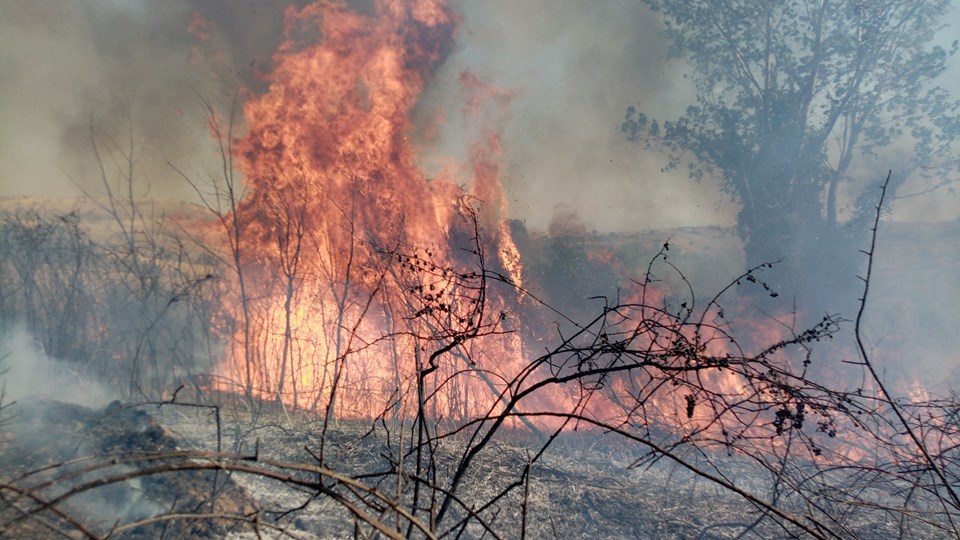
[415,0,733,233]
[0,0,957,232]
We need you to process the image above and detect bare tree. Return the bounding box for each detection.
[176,92,257,406]
[83,106,217,400]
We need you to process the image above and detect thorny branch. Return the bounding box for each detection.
[3,177,959,538]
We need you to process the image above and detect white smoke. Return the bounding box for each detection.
[0,326,113,409]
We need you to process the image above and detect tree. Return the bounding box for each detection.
[623,0,960,314]
[176,93,259,405]
[85,109,218,400]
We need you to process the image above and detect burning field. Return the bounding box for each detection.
[209,0,528,419]
[2,0,960,538]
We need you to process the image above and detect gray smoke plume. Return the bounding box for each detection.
[0,326,113,409]
[1,0,734,233]
[3,1,956,230]
[0,1,290,203]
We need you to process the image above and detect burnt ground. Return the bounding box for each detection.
[0,399,256,539]
[159,402,779,540]
[152,397,950,539]
[1,394,956,539]
[0,396,781,539]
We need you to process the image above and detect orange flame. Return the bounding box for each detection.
[212,0,530,418]
[203,1,937,469]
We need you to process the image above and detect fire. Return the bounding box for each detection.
[212,0,529,417]
[202,0,908,465]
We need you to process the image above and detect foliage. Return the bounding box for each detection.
[623,0,960,306]
[0,210,97,361]
[510,225,622,330]
[0,353,10,437]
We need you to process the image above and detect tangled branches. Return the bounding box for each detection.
[2,180,959,539]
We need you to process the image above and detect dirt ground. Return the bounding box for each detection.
[2,390,954,539]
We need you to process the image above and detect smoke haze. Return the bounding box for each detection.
[2,0,957,231]
[0,0,747,233]
[416,0,738,233]
[0,1,289,203]
[1,327,113,409]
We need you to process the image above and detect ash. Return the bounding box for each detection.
[160,405,800,539]
[0,399,254,539]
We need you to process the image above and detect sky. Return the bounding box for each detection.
[0,0,957,233]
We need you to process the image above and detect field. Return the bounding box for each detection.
[1,197,959,538]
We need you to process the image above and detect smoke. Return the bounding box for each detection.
[0,327,168,528]
[415,0,735,234]
[0,0,735,234]
[0,1,956,387]
[0,326,113,409]
[0,0,293,203]
[1,0,957,231]
[547,204,588,237]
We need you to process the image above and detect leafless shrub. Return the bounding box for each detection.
[2,174,958,539]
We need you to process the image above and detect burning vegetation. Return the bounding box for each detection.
[206,0,527,418]
[2,0,960,538]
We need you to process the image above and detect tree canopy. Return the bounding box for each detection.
[624,0,960,309]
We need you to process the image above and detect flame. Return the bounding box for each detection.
[203,0,946,470]
[212,0,530,418]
